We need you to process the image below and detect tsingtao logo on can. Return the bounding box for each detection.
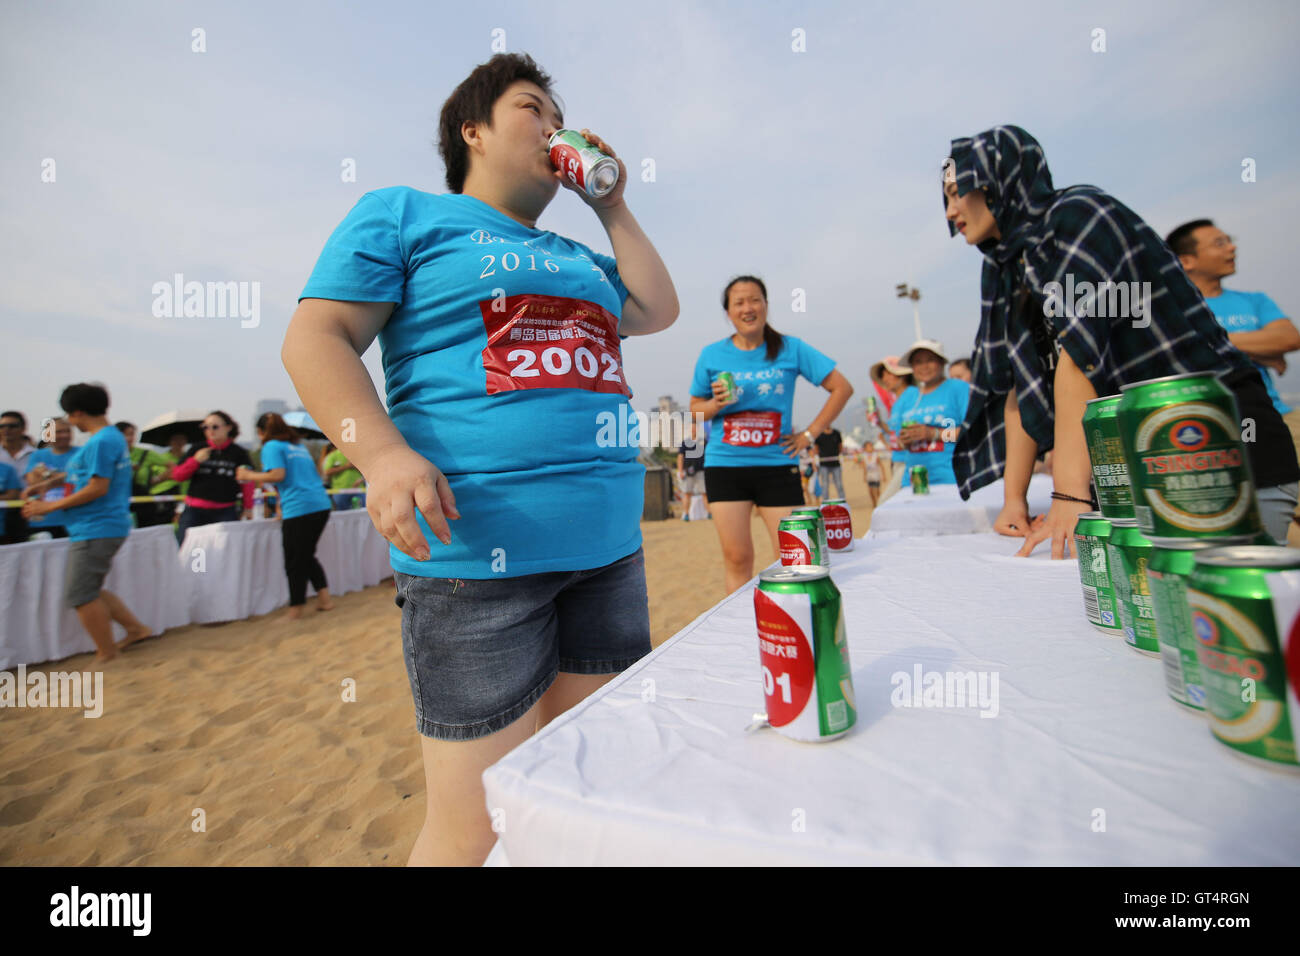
[754,565,856,742]
[820,499,854,551]
[1115,373,1260,544]
[548,129,619,198]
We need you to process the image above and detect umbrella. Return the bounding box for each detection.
[140,410,209,447]
[282,409,327,441]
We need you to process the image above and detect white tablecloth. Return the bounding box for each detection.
[0,526,192,669]
[181,510,393,624]
[482,532,1299,865]
[869,473,1055,535]
[1,511,394,667]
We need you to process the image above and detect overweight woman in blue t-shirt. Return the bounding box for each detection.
[690,276,854,595]
[887,339,970,485]
[280,54,677,866]
[236,413,334,620]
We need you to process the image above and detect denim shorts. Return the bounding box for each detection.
[393,547,651,741]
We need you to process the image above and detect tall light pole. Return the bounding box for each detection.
[896,283,922,341]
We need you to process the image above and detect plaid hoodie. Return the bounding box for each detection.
[943,126,1292,497]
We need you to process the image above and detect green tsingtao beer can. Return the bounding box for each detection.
[1073,512,1122,634]
[778,514,826,568]
[714,371,737,404]
[1082,395,1134,519]
[1188,545,1300,772]
[1146,542,1217,711]
[754,566,856,742]
[910,465,929,495]
[1106,518,1159,656]
[1115,373,1259,545]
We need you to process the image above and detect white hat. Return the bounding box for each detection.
[903,339,948,365]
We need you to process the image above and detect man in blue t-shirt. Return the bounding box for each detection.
[22,384,151,663]
[1168,219,1300,468]
[283,54,679,866]
[23,417,76,537]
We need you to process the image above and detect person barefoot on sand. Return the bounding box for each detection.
[22,384,150,662]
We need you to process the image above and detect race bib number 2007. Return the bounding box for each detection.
[480,293,630,396]
[723,411,781,446]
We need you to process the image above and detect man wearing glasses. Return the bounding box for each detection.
[0,411,36,473]
[1166,220,1300,463]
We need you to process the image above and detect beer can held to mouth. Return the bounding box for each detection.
[548,129,619,198]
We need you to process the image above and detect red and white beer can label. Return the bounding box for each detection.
[779,529,813,566]
[821,502,854,551]
[722,411,780,446]
[753,588,817,730]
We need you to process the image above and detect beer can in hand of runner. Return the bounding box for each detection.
[548,129,620,198]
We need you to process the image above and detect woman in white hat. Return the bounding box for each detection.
[888,339,970,485]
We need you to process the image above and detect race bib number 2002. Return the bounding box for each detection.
[480,293,631,396]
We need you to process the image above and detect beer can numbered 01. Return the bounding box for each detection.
[548,129,620,198]
[1082,395,1134,519]
[1115,372,1260,544]
[820,499,854,552]
[1188,546,1300,772]
[789,507,830,565]
[754,566,856,742]
[1072,512,1121,634]
[778,515,824,568]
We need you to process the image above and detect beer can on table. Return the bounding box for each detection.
[1082,395,1134,520]
[1146,542,1217,711]
[789,507,830,564]
[1187,546,1300,772]
[778,515,825,568]
[1115,372,1259,546]
[754,566,856,741]
[820,499,854,552]
[1106,518,1159,656]
[714,371,737,404]
[548,129,620,198]
[910,465,929,495]
[1072,512,1122,634]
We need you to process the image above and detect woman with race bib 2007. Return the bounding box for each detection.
[690,276,853,595]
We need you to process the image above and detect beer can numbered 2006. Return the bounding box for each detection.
[754,566,856,742]
[1072,512,1121,634]
[778,515,824,567]
[820,499,854,552]
[1188,546,1300,772]
[548,129,620,198]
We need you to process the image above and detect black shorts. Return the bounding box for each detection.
[704,465,803,506]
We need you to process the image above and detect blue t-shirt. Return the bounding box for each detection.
[1204,289,1290,415]
[63,427,132,541]
[26,447,75,529]
[261,440,331,520]
[300,187,641,579]
[689,336,837,468]
[0,462,20,492]
[888,378,970,485]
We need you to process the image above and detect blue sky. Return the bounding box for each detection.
[4,0,1299,442]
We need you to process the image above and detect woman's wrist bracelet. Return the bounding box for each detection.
[1050,491,1095,506]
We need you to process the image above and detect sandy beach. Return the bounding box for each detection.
[0,466,880,866]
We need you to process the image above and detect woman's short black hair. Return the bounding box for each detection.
[722,275,784,361]
[437,53,560,194]
[58,383,110,417]
[207,410,240,441]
